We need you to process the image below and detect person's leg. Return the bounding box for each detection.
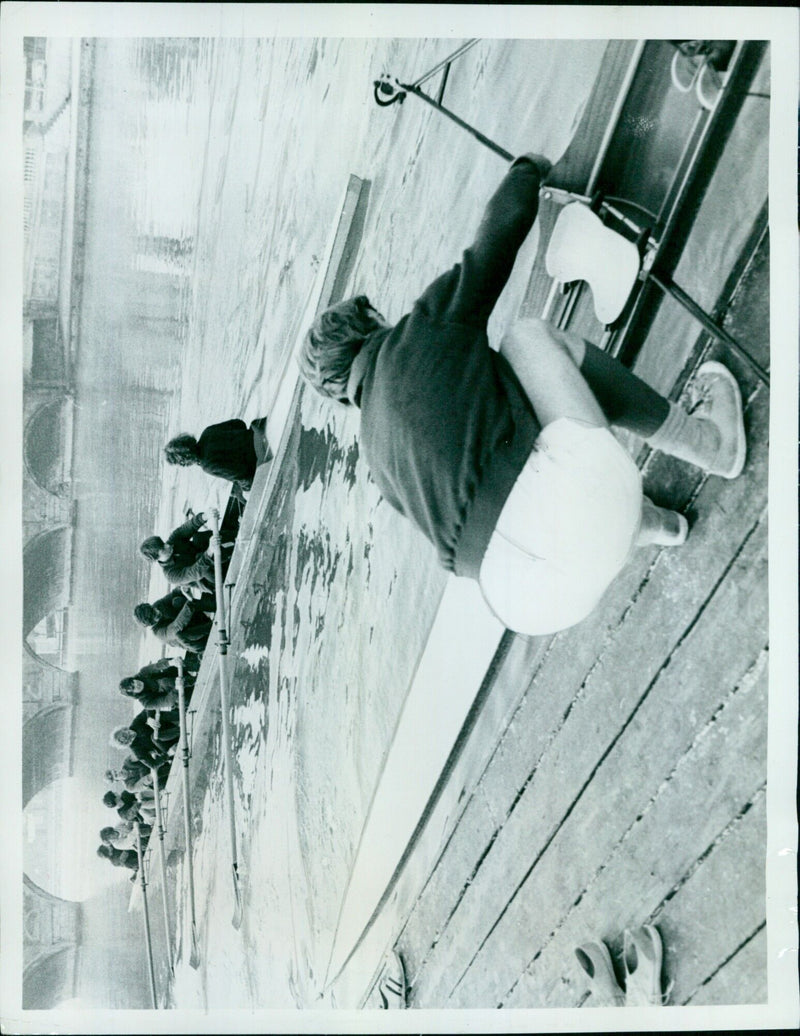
[499,318,608,428]
[514,321,745,479]
[569,332,670,436]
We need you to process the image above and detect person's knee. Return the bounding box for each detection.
[503,317,554,353]
[501,318,557,371]
[505,317,583,363]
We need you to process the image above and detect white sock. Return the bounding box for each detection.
[637,496,688,547]
[646,401,720,470]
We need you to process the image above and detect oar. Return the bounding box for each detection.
[135,821,158,1008]
[176,657,201,968]
[150,763,174,976]
[210,507,244,929]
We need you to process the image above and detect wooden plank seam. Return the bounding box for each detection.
[497,646,768,1006]
[683,919,767,1005]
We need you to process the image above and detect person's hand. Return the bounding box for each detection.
[517,152,553,182]
[196,511,206,525]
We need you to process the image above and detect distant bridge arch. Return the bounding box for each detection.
[23,397,72,496]
[22,701,76,808]
[23,526,71,642]
[22,874,80,1009]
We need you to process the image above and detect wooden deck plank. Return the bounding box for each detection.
[720,229,770,377]
[398,787,498,990]
[409,518,766,1005]
[685,924,767,1007]
[397,632,597,985]
[657,789,767,1006]
[499,653,768,1008]
[442,522,767,1007]
[405,390,768,1006]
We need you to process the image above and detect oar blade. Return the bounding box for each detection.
[189,925,201,970]
[231,867,244,930]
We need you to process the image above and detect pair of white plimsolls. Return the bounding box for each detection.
[575,924,668,1006]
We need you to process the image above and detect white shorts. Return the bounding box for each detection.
[479,417,642,636]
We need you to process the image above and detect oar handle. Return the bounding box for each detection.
[135,821,158,1008]
[175,655,201,955]
[176,659,191,766]
[209,508,229,651]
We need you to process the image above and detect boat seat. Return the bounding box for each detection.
[545,202,642,325]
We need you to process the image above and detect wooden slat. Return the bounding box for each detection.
[397,633,551,984]
[404,382,768,1006]
[500,653,768,1007]
[685,925,767,1006]
[719,228,770,378]
[399,789,498,992]
[657,790,767,1006]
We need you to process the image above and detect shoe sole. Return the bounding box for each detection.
[672,512,689,545]
[623,924,664,1005]
[695,360,747,479]
[575,940,626,1006]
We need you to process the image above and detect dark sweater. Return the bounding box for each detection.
[127,712,170,767]
[154,602,212,651]
[196,419,260,487]
[161,514,213,588]
[347,157,543,578]
[104,847,139,872]
[131,662,190,711]
[114,791,144,825]
[150,590,211,651]
[151,589,188,625]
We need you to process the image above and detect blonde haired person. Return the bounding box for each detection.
[299,155,745,636]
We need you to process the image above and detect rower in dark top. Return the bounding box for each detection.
[133,589,214,655]
[109,712,174,769]
[139,512,215,592]
[119,658,195,712]
[164,417,272,503]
